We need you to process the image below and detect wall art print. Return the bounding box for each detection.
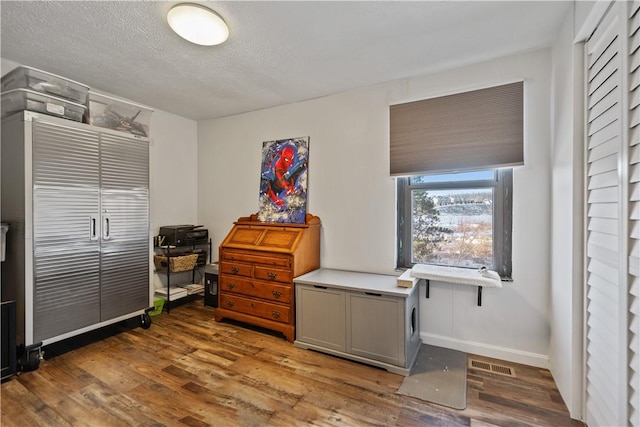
[258,136,309,223]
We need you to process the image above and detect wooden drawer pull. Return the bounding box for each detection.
[231,266,239,274]
[267,272,277,280]
[271,290,281,298]
[226,283,235,289]
[226,300,235,307]
[271,311,281,319]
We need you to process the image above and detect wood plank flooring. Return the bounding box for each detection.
[1,300,584,426]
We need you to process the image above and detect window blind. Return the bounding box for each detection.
[389,81,524,176]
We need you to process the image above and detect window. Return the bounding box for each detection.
[397,169,512,279]
[390,82,522,280]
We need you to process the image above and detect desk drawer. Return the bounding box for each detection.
[254,266,292,284]
[220,276,291,303]
[219,294,291,324]
[219,261,253,278]
[220,249,291,268]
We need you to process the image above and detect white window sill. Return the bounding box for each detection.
[409,264,502,289]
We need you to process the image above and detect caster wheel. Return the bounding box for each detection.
[26,350,41,371]
[140,313,152,329]
[19,346,43,372]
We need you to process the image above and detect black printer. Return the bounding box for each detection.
[158,225,208,247]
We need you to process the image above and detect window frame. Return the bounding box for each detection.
[397,168,513,280]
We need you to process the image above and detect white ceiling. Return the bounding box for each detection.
[1,1,571,121]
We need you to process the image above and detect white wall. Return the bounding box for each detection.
[549,4,584,420]
[198,86,397,269]
[0,58,20,75]
[148,110,198,291]
[198,48,553,367]
[148,111,198,232]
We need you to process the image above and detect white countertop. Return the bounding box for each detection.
[294,268,417,297]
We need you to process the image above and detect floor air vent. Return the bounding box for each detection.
[468,358,516,377]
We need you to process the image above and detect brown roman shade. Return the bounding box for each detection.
[390,81,524,176]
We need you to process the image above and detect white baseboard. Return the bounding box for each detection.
[421,332,549,369]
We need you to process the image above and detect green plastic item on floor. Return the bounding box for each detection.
[149,298,165,317]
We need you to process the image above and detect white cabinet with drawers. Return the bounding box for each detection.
[294,268,421,376]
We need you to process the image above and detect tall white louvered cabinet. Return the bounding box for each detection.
[1,111,152,370]
[582,1,640,425]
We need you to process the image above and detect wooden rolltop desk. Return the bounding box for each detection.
[215,214,321,342]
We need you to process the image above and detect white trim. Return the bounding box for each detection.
[571,38,586,423]
[574,0,614,43]
[618,2,632,422]
[420,332,549,369]
[582,38,590,426]
[24,119,34,347]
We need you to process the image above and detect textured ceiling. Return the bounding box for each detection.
[1,1,571,121]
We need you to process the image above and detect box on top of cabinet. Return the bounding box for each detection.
[1,88,86,122]
[1,66,89,105]
[87,91,153,137]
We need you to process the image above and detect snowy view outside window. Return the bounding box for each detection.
[409,174,494,268]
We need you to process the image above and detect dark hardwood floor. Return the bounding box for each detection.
[1,299,583,426]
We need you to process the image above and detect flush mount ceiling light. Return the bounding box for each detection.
[167,3,229,46]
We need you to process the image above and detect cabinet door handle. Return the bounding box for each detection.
[90,216,98,241]
[103,216,111,240]
[271,290,281,298]
[365,292,382,297]
[267,272,277,280]
[226,283,235,289]
[226,300,235,307]
[313,285,328,289]
[231,266,239,274]
[271,311,281,319]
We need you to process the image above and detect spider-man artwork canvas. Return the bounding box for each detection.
[258,136,309,223]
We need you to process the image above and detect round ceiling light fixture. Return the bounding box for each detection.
[167,3,229,46]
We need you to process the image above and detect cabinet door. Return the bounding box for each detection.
[99,133,150,321]
[32,120,101,342]
[296,284,346,352]
[347,292,404,366]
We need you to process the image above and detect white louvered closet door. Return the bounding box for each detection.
[585,2,626,426]
[628,2,640,425]
[585,1,640,425]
